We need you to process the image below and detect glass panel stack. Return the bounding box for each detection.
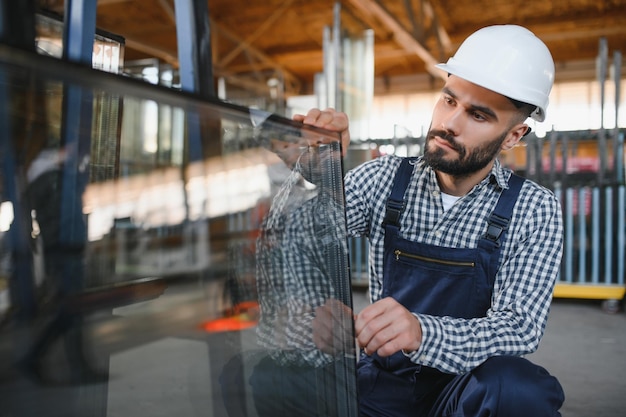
[0,44,357,417]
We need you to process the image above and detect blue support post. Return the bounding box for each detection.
[0,0,38,319]
[0,75,37,320]
[174,0,214,98]
[58,0,96,254]
[174,0,215,162]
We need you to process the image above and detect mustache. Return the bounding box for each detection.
[428,129,464,153]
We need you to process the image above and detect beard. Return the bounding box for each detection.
[423,127,507,178]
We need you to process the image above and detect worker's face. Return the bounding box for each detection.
[424,75,528,177]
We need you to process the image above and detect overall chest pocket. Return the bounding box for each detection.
[385,246,484,318]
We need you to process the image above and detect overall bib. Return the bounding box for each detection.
[357,158,563,417]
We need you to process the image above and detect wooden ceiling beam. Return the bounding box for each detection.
[211,20,302,93]
[345,0,446,80]
[217,0,295,68]
[156,0,176,23]
[537,25,626,43]
[124,37,179,67]
[419,0,451,52]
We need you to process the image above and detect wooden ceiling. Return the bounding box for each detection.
[39,0,626,97]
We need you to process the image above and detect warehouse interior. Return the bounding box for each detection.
[1,1,626,416]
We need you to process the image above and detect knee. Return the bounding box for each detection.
[471,356,564,415]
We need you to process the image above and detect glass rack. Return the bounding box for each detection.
[0,44,357,417]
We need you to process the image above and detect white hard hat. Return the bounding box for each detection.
[436,25,555,122]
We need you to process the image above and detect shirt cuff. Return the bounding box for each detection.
[402,313,442,367]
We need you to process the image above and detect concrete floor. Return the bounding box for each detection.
[526,298,626,417]
[1,282,624,417]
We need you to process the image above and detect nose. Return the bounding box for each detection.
[441,107,463,136]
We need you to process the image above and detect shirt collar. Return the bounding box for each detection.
[489,159,511,190]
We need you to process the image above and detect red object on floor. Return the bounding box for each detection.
[200,301,259,333]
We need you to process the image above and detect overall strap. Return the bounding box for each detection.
[478,173,525,253]
[382,158,416,234]
[383,160,525,251]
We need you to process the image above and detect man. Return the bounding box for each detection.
[296,25,565,416]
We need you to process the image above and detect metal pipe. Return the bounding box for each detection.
[596,37,608,184]
[591,187,600,283]
[578,188,586,283]
[564,188,574,283]
[613,51,622,183]
[604,187,613,284]
[618,186,625,285]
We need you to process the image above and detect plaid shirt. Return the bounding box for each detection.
[344,155,563,374]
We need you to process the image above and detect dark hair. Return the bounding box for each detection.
[508,97,536,121]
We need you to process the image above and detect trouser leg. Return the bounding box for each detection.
[429,356,564,417]
[357,355,453,417]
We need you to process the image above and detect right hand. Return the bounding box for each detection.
[354,297,422,357]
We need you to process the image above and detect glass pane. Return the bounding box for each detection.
[0,44,357,417]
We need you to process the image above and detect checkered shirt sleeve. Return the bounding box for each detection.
[344,155,563,374]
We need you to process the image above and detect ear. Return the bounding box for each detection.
[501,123,529,151]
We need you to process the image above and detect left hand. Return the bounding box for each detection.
[312,298,355,356]
[354,297,422,356]
[293,108,351,156]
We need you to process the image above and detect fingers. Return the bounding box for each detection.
[293,108,349,133]
[292,108,351,156]
[355,297,422,357]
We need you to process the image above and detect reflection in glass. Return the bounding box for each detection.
[0,45,356,417]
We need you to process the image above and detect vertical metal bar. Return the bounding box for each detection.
[554,184,562,282]
[321,26,333,109]
[525,135,532,179]
[174,0,214,98]
[332,2,342,111]
[0,76,37,320]
[596,37,608,184]
[614,52,623,183]
[59,0,96,248]
[535,135,543,184]
[63,0,97,65]
[604,187,613,284]
[174,0,214,162]
[591,187,600,283]
[618,186,625,285]
[59,8,112,411]
[548,130,557,185]
[564,188,574,283]
[0,1,38,320]
[578,188,586,283]
[618,132,625,185]
[561,134,569,189]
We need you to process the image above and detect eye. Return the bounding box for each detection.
[442,95,455,106]
[471,111,486,121]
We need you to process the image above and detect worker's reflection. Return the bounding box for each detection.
[221,140,356,417]
[13,85,106,385]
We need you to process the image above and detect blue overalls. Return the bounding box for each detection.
[357,158,564,417]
